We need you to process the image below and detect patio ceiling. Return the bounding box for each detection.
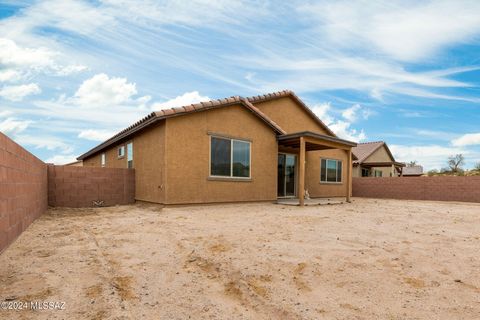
[278,131,357,151]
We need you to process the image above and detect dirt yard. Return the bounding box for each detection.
[1,198,479,319]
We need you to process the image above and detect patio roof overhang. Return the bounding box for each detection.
[277,131,357,206]
[277,131,357,151]
[359,161,406,168]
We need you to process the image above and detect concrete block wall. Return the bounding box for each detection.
[0,133,48,253]
[353,176,480,203]
[47,165,135,207]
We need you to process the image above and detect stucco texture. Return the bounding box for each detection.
[164,104,278,204]
[252,96,330,135]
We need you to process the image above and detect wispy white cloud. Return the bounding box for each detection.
[311,102,367,142]
[15,134,74,154]
[151,91,210,110]
[0,83,41,101]
[0,37,87,84]
[298,1,480,62]
[78,129,115,141]
[341,104,373,123]
[390,144,468,170]
[452,133,480,147]
[0,69,21,82]
[45,154,77,165]
[0,37,55,68]
[329,120,366,142]
[0,110,13,118]
[0,117,32,135]
[311,102,333,125]
[55,64,88,76]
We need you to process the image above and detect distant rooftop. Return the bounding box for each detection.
[403,165,424,176]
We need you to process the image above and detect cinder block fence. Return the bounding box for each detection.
[353,177,480,203]
[0,133,48,253]
[48,165,135,207]
[0,132,135,253]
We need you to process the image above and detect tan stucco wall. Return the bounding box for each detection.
[306,149,349,198]
[83,142,130,168]
[133,122,166,203]
[252,96,331,135]
[82,122,166,203]
[363,145,393,163]
[164,104,278,205]
[352,165,361,178]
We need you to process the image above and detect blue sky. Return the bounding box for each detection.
[0,0,479,170]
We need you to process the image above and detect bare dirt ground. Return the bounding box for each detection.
[1,198,479,320]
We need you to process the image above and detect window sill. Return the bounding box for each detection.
[208,176,252,182]
[117,156,125,159]
[319,181,343,185]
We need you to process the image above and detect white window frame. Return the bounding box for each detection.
[209,135,251,179]
[101,153,106,167]
[127,142,133,168]
[320,158,343,184]
[118,145,125,158]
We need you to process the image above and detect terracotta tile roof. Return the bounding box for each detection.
[77,90,342,161]
[246,90,337,137]
[352,141,386,164]
[77,95,286,160]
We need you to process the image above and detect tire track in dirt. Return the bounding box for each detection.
[182,242,301,319]
[80,215,138,319]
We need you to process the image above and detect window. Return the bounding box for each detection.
[361,168,370,177]
[320,158,342,183]
[101,153,106,167]
[210,136,250,178]
[127,142,133,168]
[374,170,383,177]
[118,145,125,158]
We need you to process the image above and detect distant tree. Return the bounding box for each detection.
[440,167,450,174]
[427,169,438,176]
[475,162,480,171]
[408,161,417,167]
[447,154,465,173]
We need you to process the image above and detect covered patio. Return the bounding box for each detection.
[277,131,357,206]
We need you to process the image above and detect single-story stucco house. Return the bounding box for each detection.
[352,141,405,177]
[77,90,357,206]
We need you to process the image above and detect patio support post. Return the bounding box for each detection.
[346,149,352,202]
[299,136,306,206]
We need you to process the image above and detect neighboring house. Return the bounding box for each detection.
[352,141,405,177]
[77,90,357,206]
[402,165,424,177]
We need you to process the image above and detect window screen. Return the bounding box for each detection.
[211,136,250,178]
[211,137,231,176]
[320,158,342,183]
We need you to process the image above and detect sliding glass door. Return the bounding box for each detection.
[278,154,297,197]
